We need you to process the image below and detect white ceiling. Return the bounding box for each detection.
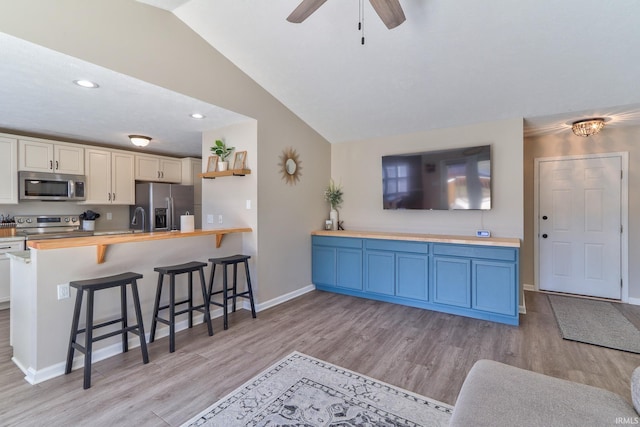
[1,0,639,160]
[147,0,640,141]
[0,32,248,157]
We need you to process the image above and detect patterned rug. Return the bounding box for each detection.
[549,294,640,354]
[181,351,453,427]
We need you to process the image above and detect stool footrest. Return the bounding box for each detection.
[77,317,124,334]
[92,325,143,343]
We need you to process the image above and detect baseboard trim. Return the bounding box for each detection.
[18,285,318,385]
[523,283,535,292]
[627,297,640,306]
[241,284,316,312]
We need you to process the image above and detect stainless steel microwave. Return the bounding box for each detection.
[18,171,86,201]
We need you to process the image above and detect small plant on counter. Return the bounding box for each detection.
[79,210,100,221]
[210,139,235,161]
[324,179,344,210]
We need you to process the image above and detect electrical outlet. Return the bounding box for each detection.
[207,214,214,224]
[246,199,251,210]
[57,283,70,300]
[106,212,112,220]
[218,214,223,224]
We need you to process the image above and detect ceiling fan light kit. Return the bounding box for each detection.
[571,118,606,137]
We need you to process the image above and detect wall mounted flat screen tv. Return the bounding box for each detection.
[382,145,491,210]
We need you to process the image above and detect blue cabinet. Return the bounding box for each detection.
[364,239,429,300]
[433,257,471,308]
[312,236,363,291]
[312,235,519,325]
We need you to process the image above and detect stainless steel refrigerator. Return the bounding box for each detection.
[131,183,194,232]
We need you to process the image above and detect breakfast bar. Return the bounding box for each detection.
[10,227,252,385]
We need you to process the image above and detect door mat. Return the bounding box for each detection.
[549,294,640,354]
[181,351,453,426]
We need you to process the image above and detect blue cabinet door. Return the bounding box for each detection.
[433,257,471,308]
[365,250,395,295]
[336,248,363,290]
[473,260,517,316]
[396,253,429,301]
[312,246,336,286]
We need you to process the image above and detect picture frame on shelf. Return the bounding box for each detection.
[207,155,219,172]
[233,151,247,170]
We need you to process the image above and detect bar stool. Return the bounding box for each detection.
[207,254,256,330]
[149,261,213,353]
[65,272,149,389]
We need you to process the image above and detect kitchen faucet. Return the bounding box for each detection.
[131,206,146,232]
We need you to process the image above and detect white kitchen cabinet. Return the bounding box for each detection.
[0,136,18,204]
[181,157,202,229]
[18,138,84,174]
[84,148,135,204]
[135,154,182,183]
[0,240,25,309]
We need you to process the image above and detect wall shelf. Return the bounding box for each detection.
[198,169,251,179]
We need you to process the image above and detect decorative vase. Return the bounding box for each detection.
[329,208,338,231]
[218,161,229,172]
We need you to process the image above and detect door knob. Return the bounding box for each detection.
[542,215,548,220]
[542,234,548,238]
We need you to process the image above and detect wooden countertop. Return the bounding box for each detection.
[311,230,520,248]
[27,228,252,263]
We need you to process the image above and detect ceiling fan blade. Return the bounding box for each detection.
[287,0,328,23]
[369,0,406,29]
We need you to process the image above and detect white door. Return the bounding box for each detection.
[539,156,622,299]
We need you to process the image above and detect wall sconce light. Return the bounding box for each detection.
[572,118,606,137]
[129,135,151,147]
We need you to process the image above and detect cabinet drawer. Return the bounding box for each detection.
[365,239,429,254]
[433,243,516,262]
[0,241,24,253]
[313,236,363,249]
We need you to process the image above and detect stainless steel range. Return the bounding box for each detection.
[15,214,94,241]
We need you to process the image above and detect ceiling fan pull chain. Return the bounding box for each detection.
[359,0,365,44]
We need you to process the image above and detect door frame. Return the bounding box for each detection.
[533,152,629,302]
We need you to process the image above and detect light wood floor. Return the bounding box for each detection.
[2,290,640,426]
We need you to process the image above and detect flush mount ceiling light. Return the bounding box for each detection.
[73,79,99,89]
[572,118,606,137]
[129,135,151,147]
[190,113,205,119]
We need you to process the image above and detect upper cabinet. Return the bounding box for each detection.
[18,139,84,175]
[135,154,182,183]
[0,136,18,204]
[84,148,135,205]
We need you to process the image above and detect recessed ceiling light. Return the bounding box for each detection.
[73,79,99,89]
[190,113,205,119]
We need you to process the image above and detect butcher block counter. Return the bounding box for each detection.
[27,227,252,263]
[10,227,252,385]
[311,230,520,247]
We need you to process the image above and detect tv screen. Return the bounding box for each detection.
[382,145,491,210]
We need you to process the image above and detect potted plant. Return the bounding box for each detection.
[79,210,100,231]
[210,139,235,171]
[324,179,343,231]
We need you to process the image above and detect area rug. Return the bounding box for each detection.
[549,294,640,354]
[181,351,453,427]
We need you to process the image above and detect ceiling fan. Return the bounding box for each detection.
[287,0,406,30]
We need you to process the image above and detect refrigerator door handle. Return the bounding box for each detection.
[166,196,174,230]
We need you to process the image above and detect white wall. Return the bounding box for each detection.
[331,118,524,239]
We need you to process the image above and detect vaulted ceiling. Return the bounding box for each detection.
[1,1,639,158]
[144,0,640,141]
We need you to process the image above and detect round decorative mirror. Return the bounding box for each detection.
[285,158,297,175]
[279,147,302,185]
